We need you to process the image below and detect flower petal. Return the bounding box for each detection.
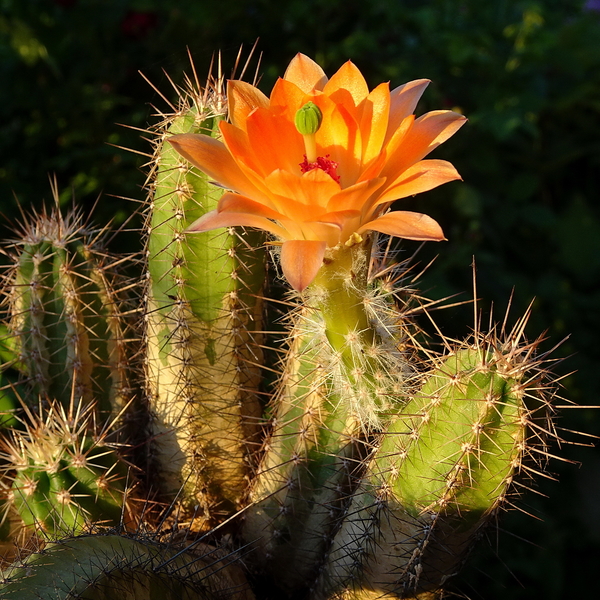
[358,82,390,164]
[280,239,327,291]
[284,54,328,93]
[265,168,340,209]
[217,192,283,219]
[245,107,305,175]
[186,209,288,239]
[227,80,270,131]
[382,110,466,179]
[386,79,430,142]
[326,177,386,213]
[358,211,446,241]
[315,97,362,186]
[374,159,461,205]
[323,61,370,108]
[270,77,312,122]
[168,133,263,200]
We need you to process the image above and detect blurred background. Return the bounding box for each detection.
[1,0,599,597]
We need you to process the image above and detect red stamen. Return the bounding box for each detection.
[299,154,341,184]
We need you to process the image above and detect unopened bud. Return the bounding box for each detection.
[295,102,323,135]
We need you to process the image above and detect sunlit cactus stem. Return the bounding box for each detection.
[2,402,134,538]
[241,306,365,593]
[315,344,545,599]
[144,77,266,526]
[306,238,413,428]
[2,204,130,423]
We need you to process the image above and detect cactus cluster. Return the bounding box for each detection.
[0,52,571,600]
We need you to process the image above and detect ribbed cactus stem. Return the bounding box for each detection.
[1,402,133,537]
[242,309,364,593]
[315,346,532,599]
[0,534,254,600]
[3,208,129,422]
[145,94,265,525]
[311,239,375,351]
[307,238,411,428]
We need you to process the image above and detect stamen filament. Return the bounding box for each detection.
[303,134,318,164]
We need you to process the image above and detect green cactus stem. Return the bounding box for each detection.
[240,238,416,594]
[1,402,134,537]
[2,206,129,423]
[315,339,552,599]
[241,305,365,593]
[306,238,413,429]
[144,78,265,526]
[0,533,255,600]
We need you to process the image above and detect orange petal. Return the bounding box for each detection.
[218,192,283,219]
[316,98,362,186]
[280,240,327,291]
[220,121,266,176]
[358,211,446,241]
[265,168,340,209]
[323,61,370,107]
[382,111,466,179]
[186,209,288,239]
[326,177,386,213]
[168,133,263,200]
[245,107,306,175]
[358,82,390,164]
[284,54,328,93]
[307,209,360,228]
[374,160,461,205]
[270,77,312,122]
[227,80,269,131]
[386,79,430,142]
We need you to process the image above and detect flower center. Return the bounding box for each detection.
[299,155,341,183]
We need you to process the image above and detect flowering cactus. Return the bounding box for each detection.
[0,52,569,600]
[169,53,466,291]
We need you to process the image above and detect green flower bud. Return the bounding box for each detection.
[295,102,323,135]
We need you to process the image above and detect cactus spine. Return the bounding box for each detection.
[144,78,265,526]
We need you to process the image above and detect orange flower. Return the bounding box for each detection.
[169,54,466,291]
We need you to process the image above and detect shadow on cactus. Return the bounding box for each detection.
[0,49,585,600]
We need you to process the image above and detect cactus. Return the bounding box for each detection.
[0,533,254,600]
[314,325,554,599]
[1,401,134,538]
[241,240,415,593]
[143,68,266,527]
[0,51,578,600]
[1,202,130,423]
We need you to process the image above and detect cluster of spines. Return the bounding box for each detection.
[141,63,266,527]
[0,402,134,540]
